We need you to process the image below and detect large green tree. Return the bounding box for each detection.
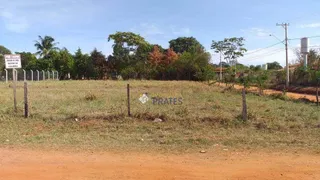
[267,61,282,70]
[0,45,11,71]
[91,48,107,79]
[108,32,152,78]
[51,48,74,79]
[34,36,59,58]
[0,45,11,55]
[211,40,228,80]
[173,51,211,80]
[74,48,94,79]
[308,49,320,69]
[223,37,247,66]
[15,52,37,69]
[169,37,204,54]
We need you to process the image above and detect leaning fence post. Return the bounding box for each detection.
[5,69,8,83]
[31,70,33,81]
[42,70,45,80]
[23,69,26,82]
[127,84,131,117]
[24,82,29,118]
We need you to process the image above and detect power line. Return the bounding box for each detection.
[244,49,284,62]
[241,48,285,62]
[244,48,283,59]
[243,42,283,56]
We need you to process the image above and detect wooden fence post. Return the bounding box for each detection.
[317,80,319,107]
[127,84,131,117]
[24,82,29,118]
[242,88,248,121]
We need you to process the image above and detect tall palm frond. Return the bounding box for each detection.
[34,35,59,58]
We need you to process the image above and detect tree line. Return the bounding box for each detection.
[0,32,251,81]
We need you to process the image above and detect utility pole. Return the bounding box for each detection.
[277,23,290,87]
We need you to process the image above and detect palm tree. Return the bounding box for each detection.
[34,36,59,58]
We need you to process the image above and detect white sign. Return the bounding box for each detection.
[4,54,21,69]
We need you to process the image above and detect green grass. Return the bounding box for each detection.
[0,80,319,153]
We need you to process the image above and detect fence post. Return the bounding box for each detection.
[52,70,55,80]
[56,71,59,80]
[242,88,248,121]
[31,70,33,81]
[5,69,8,83]
[127,84,131,117]
[13,69,17,112]
[23,69,26,82]
[47,71,50,80]
[24,82,29,118]
[37,70,39,81]
[42,70,45,80]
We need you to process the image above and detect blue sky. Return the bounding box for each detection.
[1,0,320,66]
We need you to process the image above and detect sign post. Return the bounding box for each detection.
[13,69,17,112]
[4,69,8,83]
[4,55,21,113]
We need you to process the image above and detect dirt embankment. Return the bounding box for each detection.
[0,148,319,180]
[271,85,319,96]
[217,83,319,103]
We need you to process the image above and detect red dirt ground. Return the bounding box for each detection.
[218,83,318,102]
[0,148,319,180]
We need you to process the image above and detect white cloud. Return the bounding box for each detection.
[171,26,191,36]
[299,23,320,28]
[131,24,191,38]
[0,0,101,33]
[248,28,270,37]
[131,23,164,36]
[0,11,29,33]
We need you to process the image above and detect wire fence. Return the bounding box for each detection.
[0,69,59,82]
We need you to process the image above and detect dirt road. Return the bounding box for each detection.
[0,148,319,180]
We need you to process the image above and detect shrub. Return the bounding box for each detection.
[84,93,97,101]
[120,67,137,80]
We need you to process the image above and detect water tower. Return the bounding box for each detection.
[301,37,309,68]
[261,64,268,70]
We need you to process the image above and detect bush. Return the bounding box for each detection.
[291,67,317,86]
[195,65,216,83]
[120,67,137,80]
[84,93,97,101]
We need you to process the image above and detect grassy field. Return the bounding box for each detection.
[0,80,319,153]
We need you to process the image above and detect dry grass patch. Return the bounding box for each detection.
[0,80,319,153]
